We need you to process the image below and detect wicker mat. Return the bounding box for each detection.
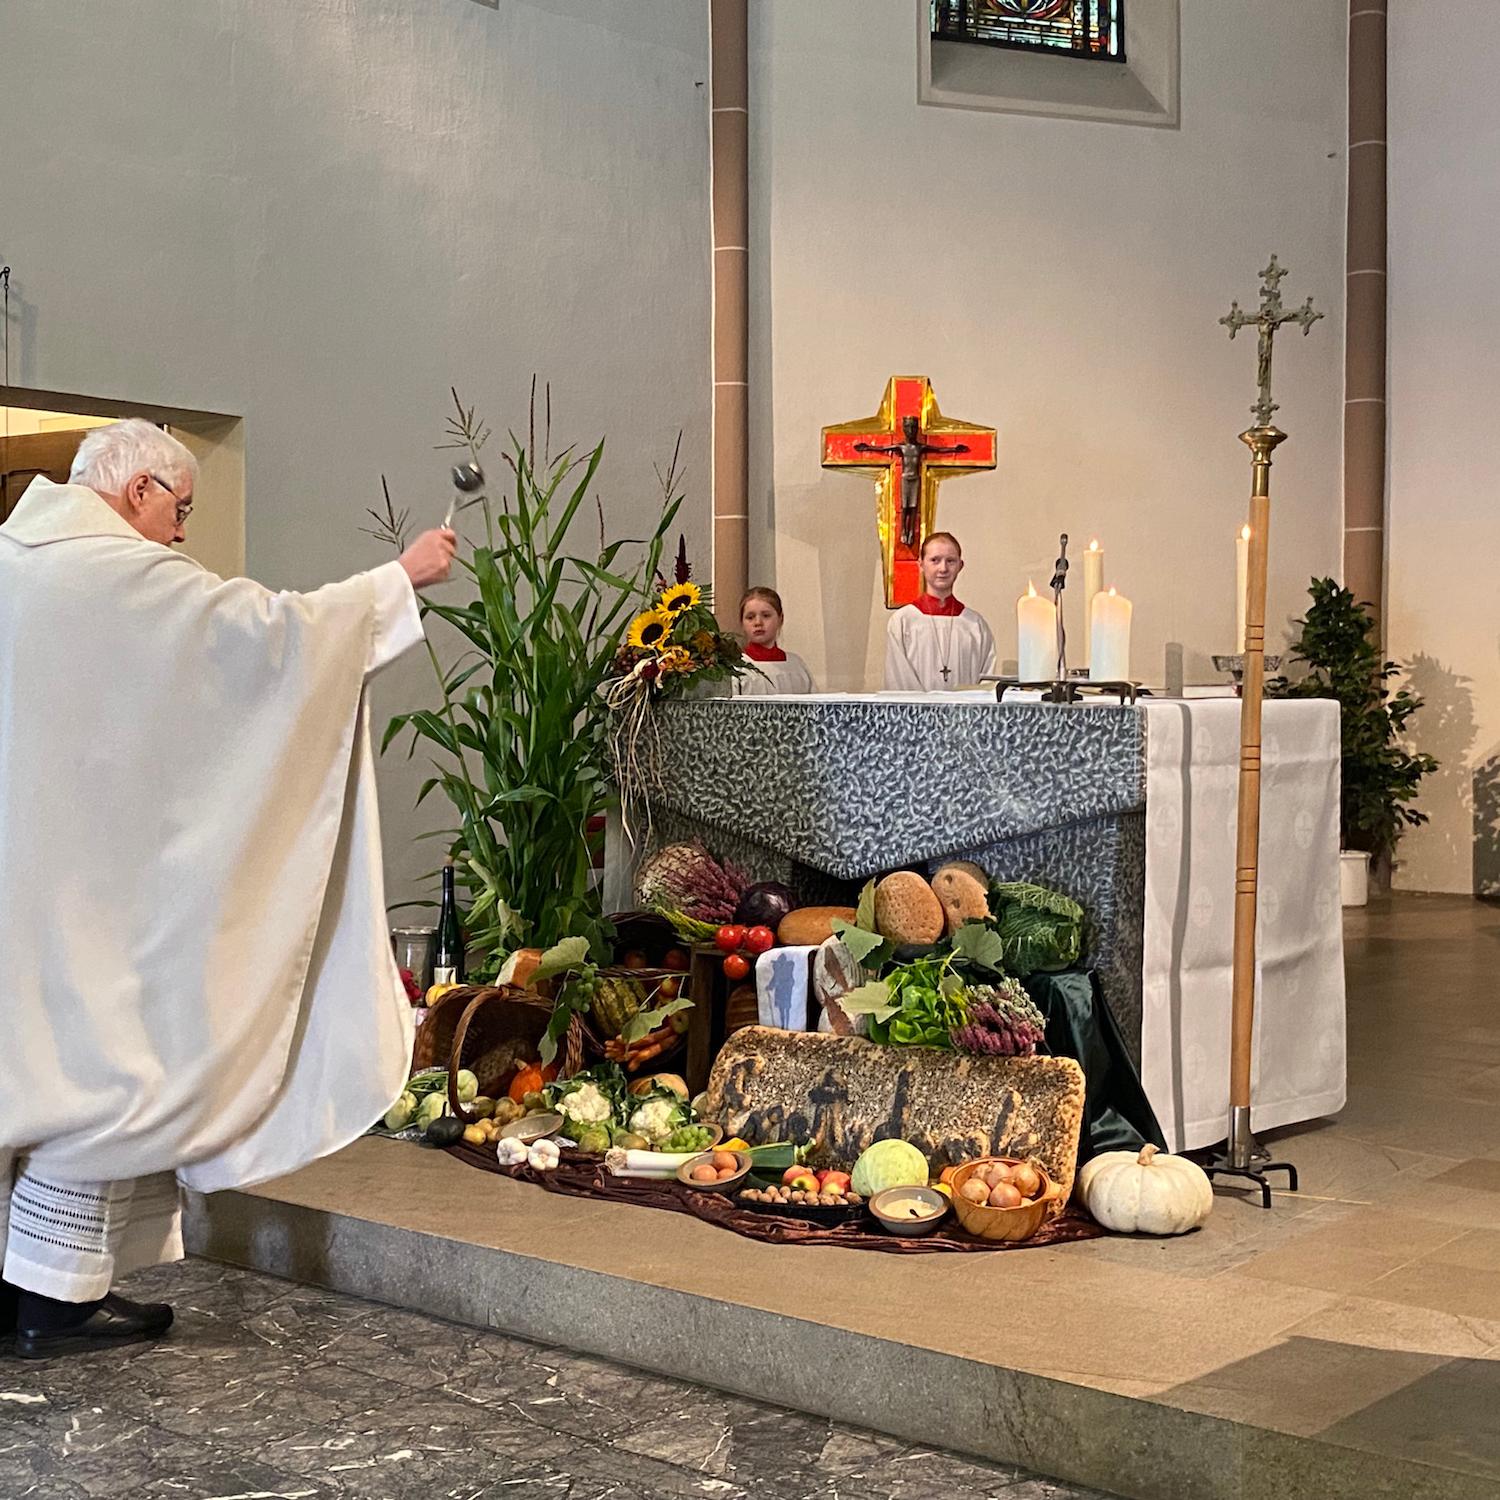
[448,1143,1104,1254]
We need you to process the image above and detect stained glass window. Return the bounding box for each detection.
[932,0,1124,63]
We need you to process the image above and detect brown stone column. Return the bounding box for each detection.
[1345,1,1387,632]
[710,0,749,625]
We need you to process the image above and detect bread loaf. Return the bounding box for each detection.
[931,866,990,935]
[873,872,945,946]
[777,906,857,947]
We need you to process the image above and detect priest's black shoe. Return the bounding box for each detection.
[14,1291,174,1360]
[0,1280,18,1337]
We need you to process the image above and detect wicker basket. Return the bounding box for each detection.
[586,964,689,1073]
[412,984,584,1123]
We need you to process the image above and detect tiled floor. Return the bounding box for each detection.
[186,894,1500,1498]
[0,1260,1109,1499]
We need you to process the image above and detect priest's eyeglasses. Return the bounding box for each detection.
[151,474,194,527]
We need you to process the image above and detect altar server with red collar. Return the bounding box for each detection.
[883,532,995,692]
[735,586,816,695]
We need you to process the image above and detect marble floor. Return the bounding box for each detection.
[0,1258,1108,1500]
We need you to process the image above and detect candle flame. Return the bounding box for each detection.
[1026,581,1037,598]
[1108,586,1117,597]
[1089,538,1100,552]
[1241,524,1251,541]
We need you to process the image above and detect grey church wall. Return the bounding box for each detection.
[748,0,1347,697]
[1387,3,1500,897]
[0,0,713,906]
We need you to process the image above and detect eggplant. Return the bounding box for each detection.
[733,881,798,930]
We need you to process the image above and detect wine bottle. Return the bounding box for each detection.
[434,856,466,984]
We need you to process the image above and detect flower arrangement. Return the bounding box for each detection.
[609,540,747,697]
[605,540,749,840]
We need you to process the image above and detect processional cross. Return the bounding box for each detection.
[1204,256,1321,1206]
[821,376,996,608]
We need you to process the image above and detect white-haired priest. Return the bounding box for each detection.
[0,419,455,1359]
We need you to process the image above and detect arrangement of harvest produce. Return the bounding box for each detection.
[382,836,1202,1248]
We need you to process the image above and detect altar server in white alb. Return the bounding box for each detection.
[0,420,456,1360]
[735,586,816,695]
[883,532,995,691]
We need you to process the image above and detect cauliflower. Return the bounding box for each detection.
[628,1095,684,1144]
[556,1082,612,1125]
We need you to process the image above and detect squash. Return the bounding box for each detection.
[1077,1144,1213,1236]
[507,1061,558,1105]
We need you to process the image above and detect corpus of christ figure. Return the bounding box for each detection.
[821,376,996,609]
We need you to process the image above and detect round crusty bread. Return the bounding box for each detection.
[777,906,858,948]
[873,871,946,946]
[931,866,990,936]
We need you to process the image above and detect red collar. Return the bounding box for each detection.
[744,641,787,662]
[913,593,964,617]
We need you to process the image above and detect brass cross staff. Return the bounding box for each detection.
[1204,256,1320,1205]
[1219,255,1322,427]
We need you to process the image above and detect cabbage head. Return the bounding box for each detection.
[851,1139,929,1197]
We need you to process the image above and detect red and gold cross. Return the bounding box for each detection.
[821,376,997,608]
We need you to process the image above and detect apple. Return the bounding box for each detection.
[818,1170,852,1194]
[782,1168,819,1193]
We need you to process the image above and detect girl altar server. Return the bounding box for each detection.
[884,532,995,692]
[735,587,816,696]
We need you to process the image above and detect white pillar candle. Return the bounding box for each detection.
[1082,539,1104,665]
[1236,524,1251,653]
[1017,582,1056,682]
[1090,587,1132,682]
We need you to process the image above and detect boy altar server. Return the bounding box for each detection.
[0,420,456,1359]
[883,531,995,691]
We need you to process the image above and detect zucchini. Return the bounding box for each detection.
[745,1142,805,1173]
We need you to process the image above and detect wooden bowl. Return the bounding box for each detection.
[949,1157,1062,1243]
[676,1149,751,1194]
[869,1185,950,1238]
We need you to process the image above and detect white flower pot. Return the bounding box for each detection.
[1340,849,1371,908]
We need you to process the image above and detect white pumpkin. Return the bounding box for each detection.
[1077,1144,1213,1235]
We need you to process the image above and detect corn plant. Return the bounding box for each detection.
[378,387,680,970]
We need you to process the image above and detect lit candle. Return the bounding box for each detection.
[1236,524,1251,653]
[1089,587,1133,682]
[1017,581,1056,682]
[1082,538,1105,665]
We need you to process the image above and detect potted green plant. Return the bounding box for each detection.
[369,388,681,971]
[1269,577,1437,903]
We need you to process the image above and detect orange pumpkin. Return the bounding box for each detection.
[507,1061,557,1104]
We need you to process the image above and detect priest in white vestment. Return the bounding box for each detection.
[883,531,995,691]
[0,419,456,1359]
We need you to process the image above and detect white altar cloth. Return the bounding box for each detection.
[1139,696,1345,1150]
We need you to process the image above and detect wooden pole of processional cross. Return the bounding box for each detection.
[1206,258,1320,1201]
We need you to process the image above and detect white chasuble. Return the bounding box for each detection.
[883,604,995,692]
[0,479,422,1192]
[734,651,816,696]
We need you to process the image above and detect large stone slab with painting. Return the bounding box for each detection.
[704,1027,1086,1198]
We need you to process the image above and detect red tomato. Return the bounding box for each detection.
[722,952,751,981]
[715,925,747,953]
[743,925,775,955]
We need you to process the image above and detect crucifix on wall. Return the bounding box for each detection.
[821,376,996,608]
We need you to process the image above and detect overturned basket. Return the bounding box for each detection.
[412,985,585,1123]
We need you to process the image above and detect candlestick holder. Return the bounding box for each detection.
[987,677,1139,705]
[1213,653,1282,690]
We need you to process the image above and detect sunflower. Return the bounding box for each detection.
[659,582,702,615]
[627,609,675,651]
[657,646,693,675]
